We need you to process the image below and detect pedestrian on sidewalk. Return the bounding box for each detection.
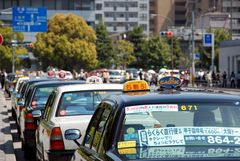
[0,70,6,89]
[230,71,236,88]
[222,71,227,88]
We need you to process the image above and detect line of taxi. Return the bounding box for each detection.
[9,73,240,161]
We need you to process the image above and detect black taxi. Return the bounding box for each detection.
[65,77,240,161]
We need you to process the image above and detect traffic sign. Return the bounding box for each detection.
[12,7,47,32]
[194,53,200,60]
[0,34,3,45]
[203,33,214,47]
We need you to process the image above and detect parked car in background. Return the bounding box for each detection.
[126,68,139,80]
[109,69,125,83]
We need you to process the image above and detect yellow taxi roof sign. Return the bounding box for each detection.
[123,80,149,92]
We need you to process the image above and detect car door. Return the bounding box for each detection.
[75,104,113,161]
[36,91,57,160]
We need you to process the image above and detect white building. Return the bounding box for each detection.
[94,0,150,35]
[0,0,150,40]
[219,40,240,86]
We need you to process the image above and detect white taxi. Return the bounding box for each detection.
[11,76,29,120]
[34,83,123,161]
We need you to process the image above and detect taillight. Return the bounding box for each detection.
[19,106,24,112]
[154,124,161,128]
[50,127,64,150]
[24,113,37,130]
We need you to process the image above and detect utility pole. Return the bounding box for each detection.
[191,11,195,86]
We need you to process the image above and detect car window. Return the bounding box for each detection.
[31,86,56,107]
[84,108,104,148]
[56,90,121,117]
[92,108,111,152]
[43,91,56,121]
[118,102,240,148]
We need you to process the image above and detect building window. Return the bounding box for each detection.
[32,0,43,7]
[96,3,102,10]
[139,14,147,21]
[139,3,147,11]
[140,24,147,31]
[128,2,138,8]
[129,13,138,18]
[105,12,114,17]
[19,0,31,6]
[95,14,102,21]
[114,26,117,31]
[44,0,55,10]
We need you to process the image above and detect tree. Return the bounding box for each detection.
[171,36,190,69]
[0,21,25,72]
[196,28,230,71]
[142,36,171,70]
[127,26,146,68]
[34,14,97,71]
[95,21,114,68]
[113,40,135,69]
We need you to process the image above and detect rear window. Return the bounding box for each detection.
[32,86,56,105]
[56,90,122,116]
[119,102,240,148]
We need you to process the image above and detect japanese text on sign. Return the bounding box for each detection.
[125,104,178,114]
[138,127,240,147]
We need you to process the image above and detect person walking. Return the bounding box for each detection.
[138,68,143,80]
[230,71,236,88]
[1,70,6,89]
[222,71,227,88]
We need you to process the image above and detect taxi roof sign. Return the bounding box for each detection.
[159,76,181,88]
[86,76,103,84]
[123,80,149,92]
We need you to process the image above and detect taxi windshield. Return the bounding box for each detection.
[56,90,121,116]
[119,102,240,149]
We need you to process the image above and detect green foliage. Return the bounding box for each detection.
[34,14,97,71]
[142,36,171,70]
[0,21,24,72]
[127,26,146,68]
[95,21,114,68]
[196,28,230,71]
[171,36,190,69]
[113,40,135,69]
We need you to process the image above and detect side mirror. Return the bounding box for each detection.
[65,129,81,141]
[32,110,42,118]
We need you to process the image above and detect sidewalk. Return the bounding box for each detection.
[0,89,16,161]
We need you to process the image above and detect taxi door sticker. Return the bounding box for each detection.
[125,104,178,114]
[118,140,136,149]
